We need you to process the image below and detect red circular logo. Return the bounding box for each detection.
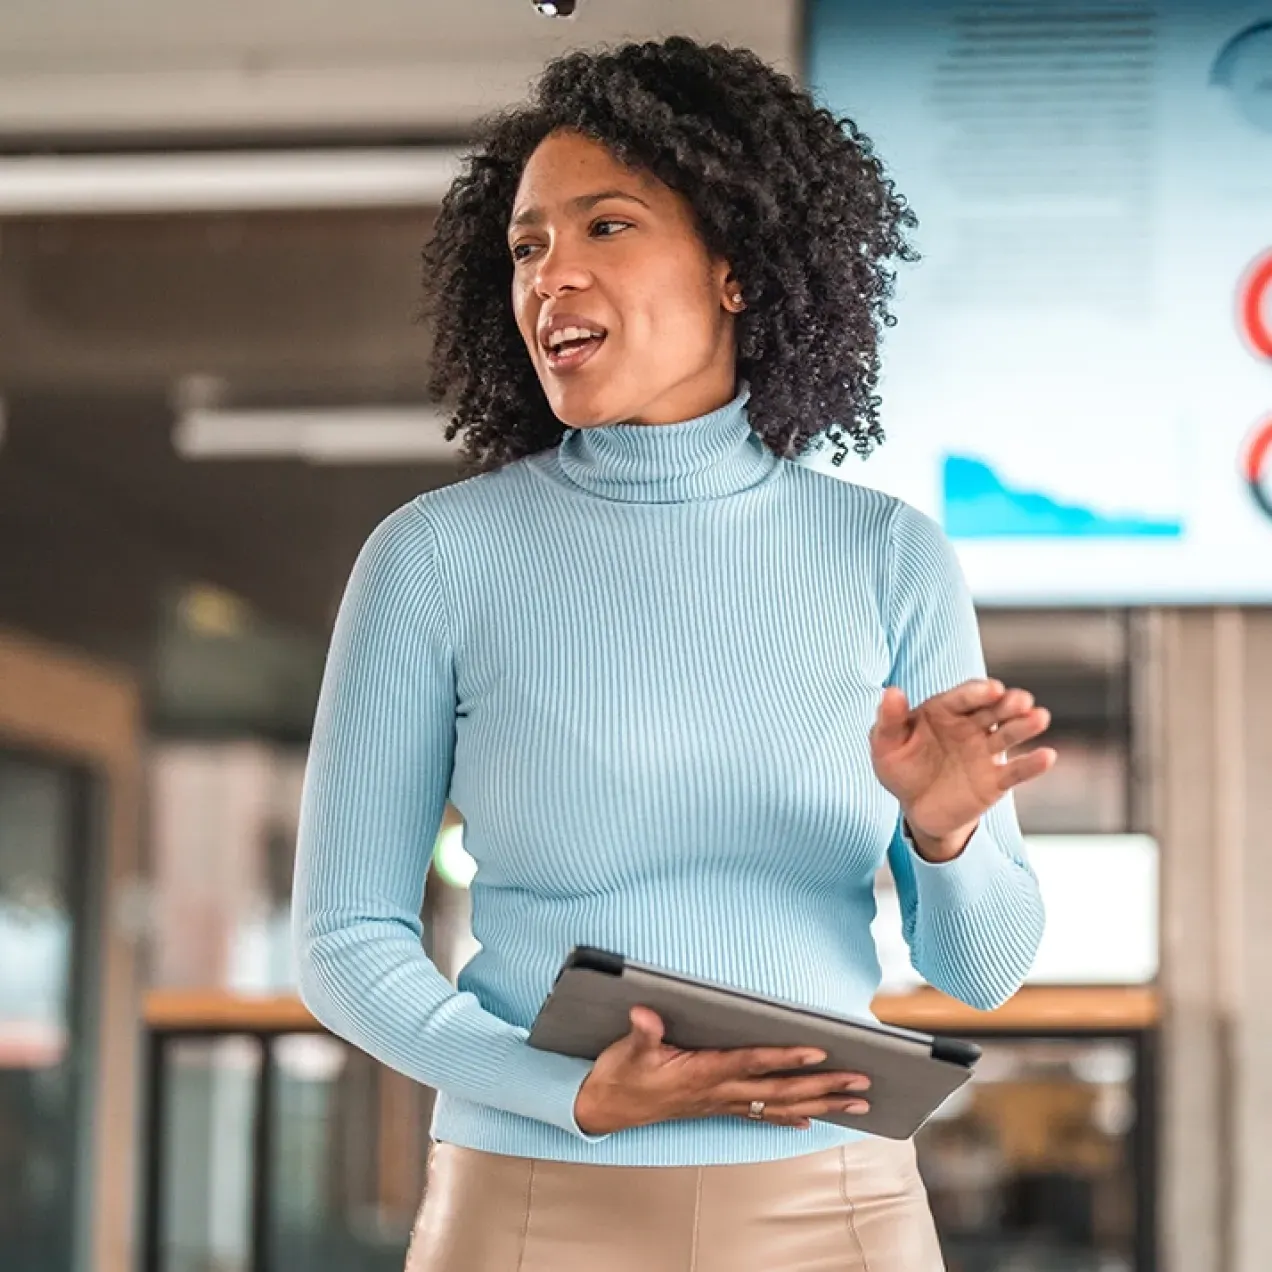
[1243,417,1272,520]
[1238,250,1272,360]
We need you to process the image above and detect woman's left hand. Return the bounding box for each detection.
[870,679,1057,863]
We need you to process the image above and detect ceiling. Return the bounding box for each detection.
[0,208,436,391]
[0,0,801,144]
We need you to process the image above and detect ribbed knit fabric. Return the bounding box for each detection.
[292,383,1045,1167]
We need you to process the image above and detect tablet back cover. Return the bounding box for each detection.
[529,962,975,1141]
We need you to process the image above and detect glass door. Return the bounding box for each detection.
[0,749,95,1272]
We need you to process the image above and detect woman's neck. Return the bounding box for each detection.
[554,381,780,504]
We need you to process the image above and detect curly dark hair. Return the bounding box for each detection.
[421,35,918,476]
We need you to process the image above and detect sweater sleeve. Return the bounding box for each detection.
[291,503,604,1138]
[881,501,1045,1010]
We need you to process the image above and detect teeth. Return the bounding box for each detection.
[547,325,603,349]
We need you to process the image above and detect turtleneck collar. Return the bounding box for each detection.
[553,382,780,504]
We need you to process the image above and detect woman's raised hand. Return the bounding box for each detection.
[870,678,1057,862]
[573,1007,871,1136]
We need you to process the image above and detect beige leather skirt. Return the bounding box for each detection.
[406,1136,945,1271]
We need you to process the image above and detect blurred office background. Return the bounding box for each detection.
[1,3,1270,1271]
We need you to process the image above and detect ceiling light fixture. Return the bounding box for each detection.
[0,148,463,216]
[173,405,461,465]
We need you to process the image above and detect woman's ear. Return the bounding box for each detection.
[721,267,746,313]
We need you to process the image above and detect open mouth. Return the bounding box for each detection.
[541,323,608,374]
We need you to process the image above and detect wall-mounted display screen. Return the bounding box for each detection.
[803,1,1272,604]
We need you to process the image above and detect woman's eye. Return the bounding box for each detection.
[510,221,628,262]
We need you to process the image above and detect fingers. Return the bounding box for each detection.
[882,680,1051,751]
[726,1047,829,1079]
[995,747,1058,791]
[987,708,1051,754]
[870,686,912,746]
[626,1006,665,1054]
[968,687,1033,729]
[718,1069,874,1129]
[740,1093,872,1128]
[964,686,1053,758]
[715,1070,871,1107]
[940,678,1006,714]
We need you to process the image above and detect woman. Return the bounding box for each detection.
[292,36,1054,1272]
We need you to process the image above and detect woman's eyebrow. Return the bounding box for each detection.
[508,189,651,232]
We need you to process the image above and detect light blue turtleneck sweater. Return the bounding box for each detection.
[292,384,1044,1167]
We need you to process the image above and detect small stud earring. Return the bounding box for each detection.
[730,292,744,309]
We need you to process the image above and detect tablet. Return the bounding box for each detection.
[528,947,981,1141]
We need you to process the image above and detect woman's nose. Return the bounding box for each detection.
[533,240,593,298]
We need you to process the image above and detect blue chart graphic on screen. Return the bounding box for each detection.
[943,456,1184,539]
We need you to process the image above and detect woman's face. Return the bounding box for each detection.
[508,130,741,429]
